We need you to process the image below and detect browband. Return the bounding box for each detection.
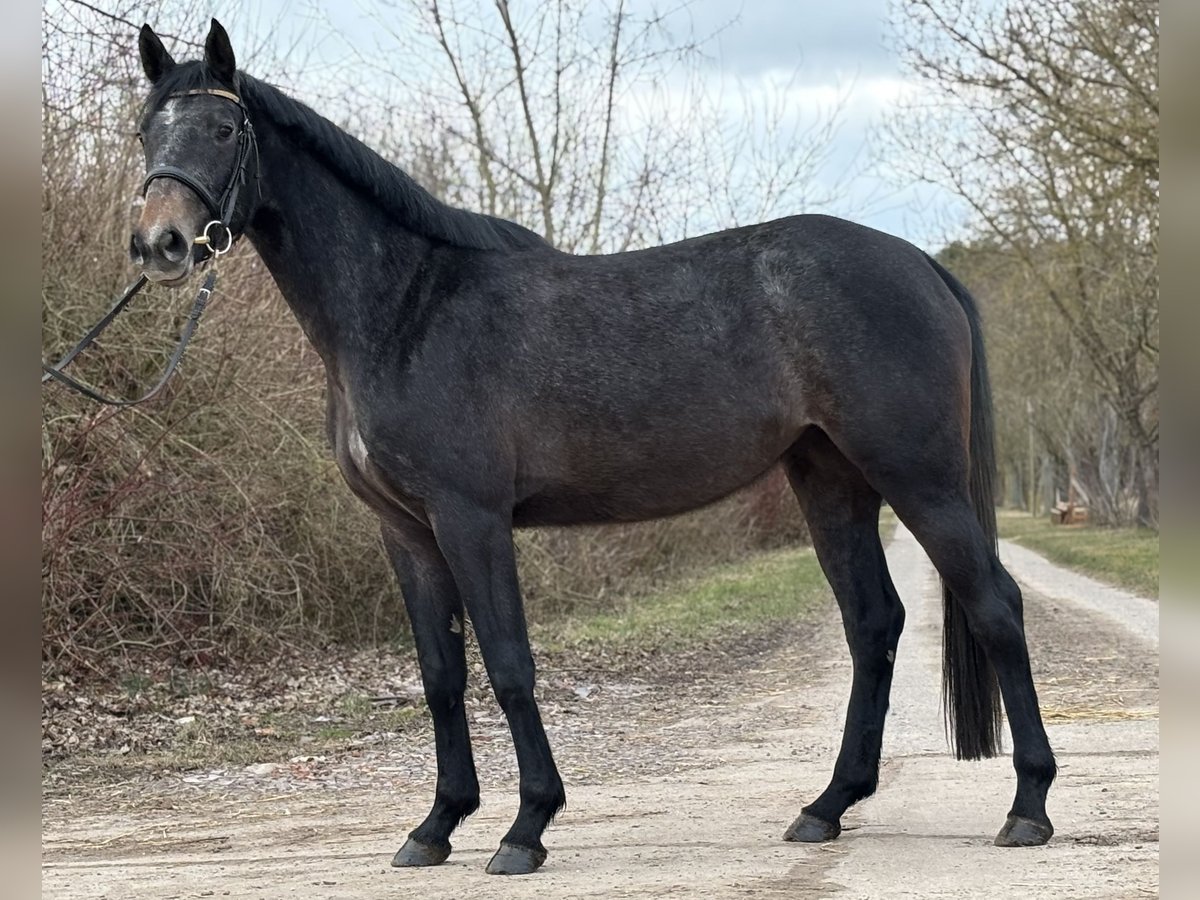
[173,87,243,105]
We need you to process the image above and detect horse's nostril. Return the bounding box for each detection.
[157,228,189,264]
[129,233,145,266]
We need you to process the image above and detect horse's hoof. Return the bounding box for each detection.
[783,812,841,843]
[485,841,547,875]
[994,814,1053,847]
[391,837,451,867]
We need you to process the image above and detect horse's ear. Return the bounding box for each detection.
[204,18,237,86]
[138,24,175,84]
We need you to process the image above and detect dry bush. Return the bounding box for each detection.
[41,5,811,679]
[42,8,397,674]
[42,169,402,673]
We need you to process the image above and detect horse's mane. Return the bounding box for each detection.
[145,63,547,252]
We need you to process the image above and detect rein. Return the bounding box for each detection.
[40,272,216,406]
[41,88,257,408]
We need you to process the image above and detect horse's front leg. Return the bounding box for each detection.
[430,500,566,875]
[384,522,481,867]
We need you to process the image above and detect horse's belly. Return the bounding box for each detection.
[511,484,751,526]
[512,434,792,527]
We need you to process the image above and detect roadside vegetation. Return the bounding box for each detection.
[997,510,1159,599]
[43,541,831,783]
[540,545,830,650]
[41,2,813,679]
[42,0,1156,713]
[891,0,1158,528]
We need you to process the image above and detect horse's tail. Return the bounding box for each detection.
[925,253,1003,761]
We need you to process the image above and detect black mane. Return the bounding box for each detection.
[145,62,546,252]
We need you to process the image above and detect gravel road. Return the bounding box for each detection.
[42,524,1158,899]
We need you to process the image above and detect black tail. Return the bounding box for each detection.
[926,254,1003,761]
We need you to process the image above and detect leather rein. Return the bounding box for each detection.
[41,88,258,407]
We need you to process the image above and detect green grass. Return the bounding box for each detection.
[536,544,831,650]
[996,510,1159,599]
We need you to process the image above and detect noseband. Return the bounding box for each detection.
[142,87,259,257]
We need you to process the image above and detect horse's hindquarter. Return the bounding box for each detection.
[496,217,964,525]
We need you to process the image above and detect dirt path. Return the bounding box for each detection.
[42,525,1158,899]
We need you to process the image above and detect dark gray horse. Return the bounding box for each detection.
[130,19,1056,876]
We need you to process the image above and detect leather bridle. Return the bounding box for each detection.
[142,87,260,256]
[40,87,259,407]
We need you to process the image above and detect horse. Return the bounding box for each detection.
[129,19,1057,876]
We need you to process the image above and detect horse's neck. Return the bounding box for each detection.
[244,129,431,363]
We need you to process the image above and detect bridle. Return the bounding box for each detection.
[142,87,259,256]
[41,87,259,407]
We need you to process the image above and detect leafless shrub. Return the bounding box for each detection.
[42,2,816,679]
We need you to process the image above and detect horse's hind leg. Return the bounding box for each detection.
[382,523,481,867]
[827,421,1056,845]
[882,484,1057,845]
[781,429,905,842]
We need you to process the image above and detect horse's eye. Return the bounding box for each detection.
[217,123,235,140]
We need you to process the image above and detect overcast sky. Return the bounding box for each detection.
[60,0,970,249]
[680,0,968,245]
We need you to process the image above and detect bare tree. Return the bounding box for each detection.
[41,0,826,669]
[889,0,1158,525]
[335,0,845,253]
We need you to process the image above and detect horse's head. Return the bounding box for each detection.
[131,19,256,285]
